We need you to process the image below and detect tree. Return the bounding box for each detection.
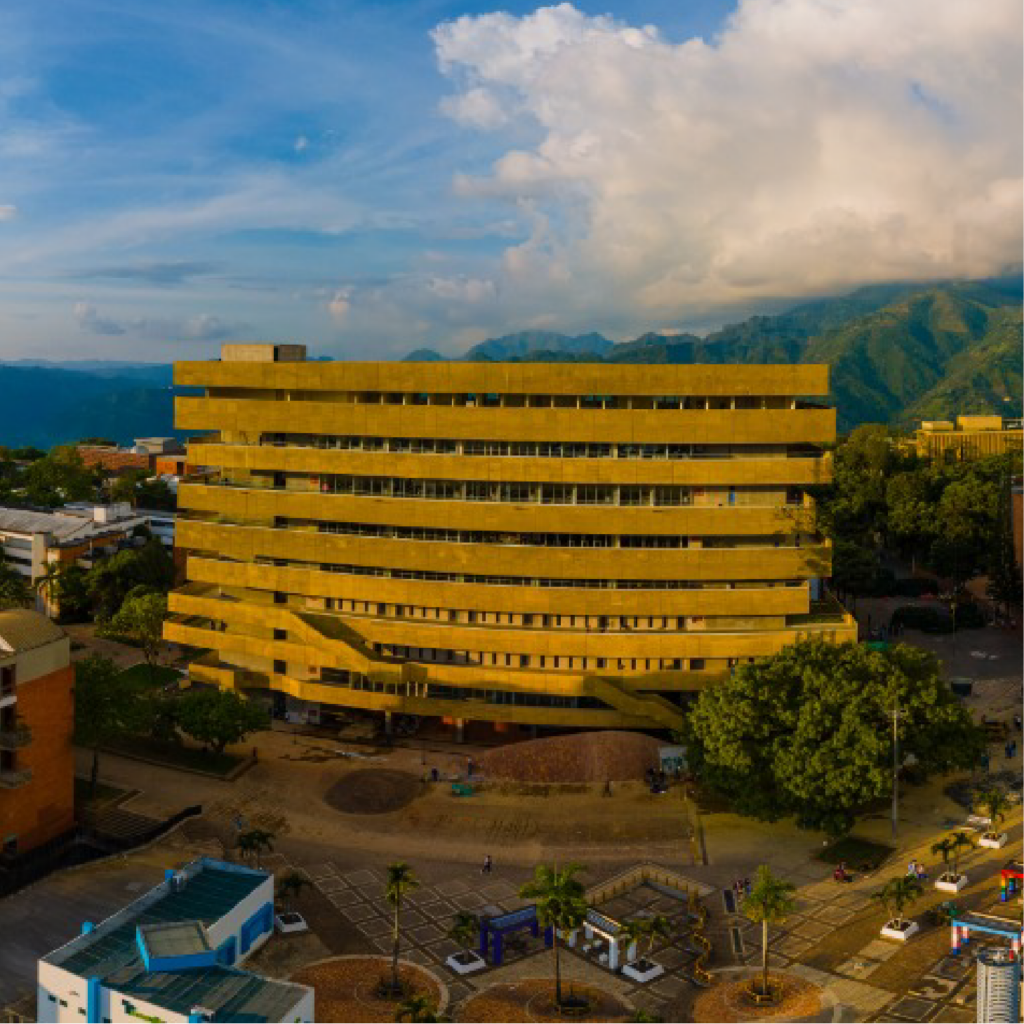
[448,912,478,962]
[73,654,146,798]
[278,871,311,907]
[135,478,177,512]
[872,875,922,930]
[98,589,167,685]
[641,915,671,960]
[110,470,147,507]
[830,539,880,601]
[87,538,174,619]
[987,467,1021,615]
[932,831,974,880]
[23,445,98,505]
[394,995,447,1023]
[237,828,275,868]
[175,688,269,755]
[0,562,32,610]
[384,862,420,996]
[79,437,117,447]
[975,788,1011,840]
[617,919,648,966]
[519,862,588,1010]
[742,865,795,1000]
[33,559,67,613]
[53,565,91,622]
[685,639,985,835]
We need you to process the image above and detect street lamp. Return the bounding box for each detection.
[890,699,907,843]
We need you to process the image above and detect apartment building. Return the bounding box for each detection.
[0,609,73,858]
[914,415,1024,462]
[165,343,855,736]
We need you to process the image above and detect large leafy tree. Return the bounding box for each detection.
[686,639,985,836]
[175,688,269,754]
[99,589,168,685]
[0,560,32,610]
[519,863,589,1009]
[87,538,174,619]
[23,445,98,506]
[73,654,147,798]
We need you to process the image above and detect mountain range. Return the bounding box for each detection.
[405,277,1023,431]
[0,277,1018,449]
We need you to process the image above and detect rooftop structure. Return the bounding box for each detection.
[38,856,314,1023]
[166,342,854,736]
[914,415,1024,462]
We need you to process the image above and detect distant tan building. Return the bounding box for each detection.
[914,415,1023,462]
[0,610,74,858]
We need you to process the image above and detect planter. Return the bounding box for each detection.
[978,832,1008,849]
[880,919,919,942]
[445,951,486,975]
[935,873,968,893]
[274,911,308,934]
[622,959,665,983]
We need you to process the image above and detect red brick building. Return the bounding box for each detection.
[0,610,74,857]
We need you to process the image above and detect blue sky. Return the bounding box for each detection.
[0,0,1018,360]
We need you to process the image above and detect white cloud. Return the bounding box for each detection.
[73,301,245,341]
[293,134,309,153]
[327,290,351,323]
[427,275,496,302]
[432,0,1023,319]
[0,204,15,221]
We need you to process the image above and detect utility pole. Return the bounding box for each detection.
[891,700,906,842]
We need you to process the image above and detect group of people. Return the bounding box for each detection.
[833,861,854,883]
[645,766,670,794]
[732,877,752,902]
[906,858,928,881]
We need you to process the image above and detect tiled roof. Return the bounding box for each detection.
[0,609,66,652]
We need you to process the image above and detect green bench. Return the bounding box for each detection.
[451,782,474,797]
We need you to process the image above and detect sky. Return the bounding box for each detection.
[0,0,1019,361]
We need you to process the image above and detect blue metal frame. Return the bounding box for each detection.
[479,906,553,965]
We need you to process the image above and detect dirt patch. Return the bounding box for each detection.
[479,731,663,783]
[459,979,632,1022]
[324,769,424,814]
[291,956,442,1023]
[693,972,823,1022]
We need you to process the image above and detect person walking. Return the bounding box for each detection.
[482,854,493,874]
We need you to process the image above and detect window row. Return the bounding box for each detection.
[259,433,820,460]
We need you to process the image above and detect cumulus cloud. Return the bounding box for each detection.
[327,289,351,323]
[73,302,245,341]
[432,0,1023,318]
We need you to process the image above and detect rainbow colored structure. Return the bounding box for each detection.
[999,860,1022,903]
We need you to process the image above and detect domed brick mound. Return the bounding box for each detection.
[479,731,663,783]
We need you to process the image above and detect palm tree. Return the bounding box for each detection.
[872,875,923,930]
[394,994,447,1023]
[519,862,589,1010]
[237,828,275,868]
[448,911,478,965]
[975,788,1011,839]
[949,831,974,877]
[642,914,671,960]
[932,835,956,880]
[617,918,649,966]
[385,862,420,996]
[742,864,796,1000]
[33,560,65,614]
[277,870,311,908]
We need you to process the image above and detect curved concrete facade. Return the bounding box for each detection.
[166,345,855,732]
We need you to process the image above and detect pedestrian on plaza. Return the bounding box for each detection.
[603,780,613,797]
[1006,741,1014,760]
[907,858,919,876]
[430,767,440,783]
[1014,714,1022,732]
[482,854,493,874]
[743,877,752,897]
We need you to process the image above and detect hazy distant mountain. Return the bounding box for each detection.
[0,359,173,383]
[465,330,613,361]
[402,348,445,362]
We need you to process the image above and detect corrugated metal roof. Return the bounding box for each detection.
[0,609,66,653]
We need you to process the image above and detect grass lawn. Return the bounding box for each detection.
[815,835,895,871]
[118,663,183,689]
[104,735,245,777]
[74,776,130,807]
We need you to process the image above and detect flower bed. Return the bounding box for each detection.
[291,955,444,1023]
[458,980,632,1022]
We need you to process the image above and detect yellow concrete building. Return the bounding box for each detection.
[165,343,855,736]
[914,415,1024,462]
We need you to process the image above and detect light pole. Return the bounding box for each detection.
[890,700,907,843]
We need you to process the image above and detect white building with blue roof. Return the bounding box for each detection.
[37,857,313,1023]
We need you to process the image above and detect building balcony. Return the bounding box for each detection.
[0,767,32,789]
[0,724,32,750]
